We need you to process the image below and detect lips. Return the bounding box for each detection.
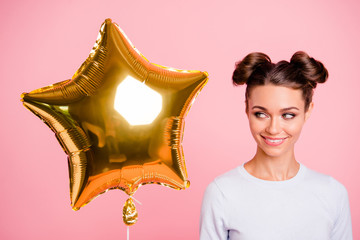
[261,135,287,146]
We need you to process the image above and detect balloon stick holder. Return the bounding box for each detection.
[123,195,141,240]
[123,198,138,225]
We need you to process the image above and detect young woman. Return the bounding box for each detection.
[200,52,353,240]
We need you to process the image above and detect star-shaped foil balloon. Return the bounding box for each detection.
[21,18,208,225]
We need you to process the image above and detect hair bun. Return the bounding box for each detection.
[232,52,271,86]
[290,51,328,86]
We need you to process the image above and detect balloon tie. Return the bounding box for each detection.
[130,195,142,205]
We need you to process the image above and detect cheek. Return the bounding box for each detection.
[248,117,262,133]
[248,118,267,139]
[283,119,305,137]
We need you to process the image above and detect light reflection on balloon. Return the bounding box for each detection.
[114,76,163,126]
[21,18,208,225]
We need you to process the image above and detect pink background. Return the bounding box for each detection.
[1,0,359,239]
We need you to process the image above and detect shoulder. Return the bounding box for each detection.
[214,166,243,186]
[201,166,244,218]
[304,166,348,193]
[203,166,245,200]
[302,166,349,204]
[304,167,353,237]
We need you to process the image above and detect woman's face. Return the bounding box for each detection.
[246,84,313,158]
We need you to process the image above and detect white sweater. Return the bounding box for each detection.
[200,162,352,240]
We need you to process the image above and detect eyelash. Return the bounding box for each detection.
[254,112,296,119]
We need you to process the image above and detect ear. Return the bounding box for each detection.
[304,102,314,122]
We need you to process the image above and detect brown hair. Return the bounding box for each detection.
[232,51,329,112]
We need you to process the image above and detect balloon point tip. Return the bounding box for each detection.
[20,93,26,102]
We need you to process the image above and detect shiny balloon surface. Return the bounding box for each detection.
[21,18,208,213]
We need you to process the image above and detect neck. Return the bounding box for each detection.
[244,146,300,181]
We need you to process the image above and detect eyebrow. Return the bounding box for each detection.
[252,106,300,111]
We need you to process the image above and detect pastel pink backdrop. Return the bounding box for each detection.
[1,0,359,239]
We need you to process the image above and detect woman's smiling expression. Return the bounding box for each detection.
[246,84,313,158]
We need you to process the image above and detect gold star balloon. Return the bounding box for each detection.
[21,18,208,225]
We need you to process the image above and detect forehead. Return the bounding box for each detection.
[248,84,304,110]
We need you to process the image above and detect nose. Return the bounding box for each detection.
[265,117,282,135]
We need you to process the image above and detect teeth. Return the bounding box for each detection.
[266,138,284,143]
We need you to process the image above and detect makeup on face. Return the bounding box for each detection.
[247,85,309,158]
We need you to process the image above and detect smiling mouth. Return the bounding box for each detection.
[261,135,287,146]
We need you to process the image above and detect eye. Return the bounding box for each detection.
[254,112,268,118]
[282,113,296,119]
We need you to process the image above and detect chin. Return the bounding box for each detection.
[257,144,290,158]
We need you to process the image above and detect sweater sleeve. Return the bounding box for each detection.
[330,179,353,240]
[199,180,229,240]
